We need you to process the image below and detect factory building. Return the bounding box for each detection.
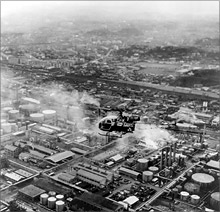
[46,151,75,164]
[57,173,75,184]
[18,185,46,201]
[118,167,141,180]
[75,163,113,188]
[70,192,124,212]
[4,144,21,158]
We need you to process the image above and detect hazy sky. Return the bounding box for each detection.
[1,1,219,18]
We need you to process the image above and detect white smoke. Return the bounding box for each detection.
[115,123,175,150]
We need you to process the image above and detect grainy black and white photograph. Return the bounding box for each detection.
[0,1,220,212]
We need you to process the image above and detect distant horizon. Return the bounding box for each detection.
[1,1,219,18]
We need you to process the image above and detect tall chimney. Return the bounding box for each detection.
[168,145,172,166]
[164,147,168,167]
[160,149,164,170]
[173,142,176,162]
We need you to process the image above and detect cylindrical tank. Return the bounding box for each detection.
[40,193,49,205]
[8,110,19,120]
[56,200,65,212]
[177,148,184,154]
[176,185,182,192]
[1,123,12,134]
[2,107,13,113]
[137,158,149,171]
[180,191,189,201]
[49,191,56,197]
[210,192,220,211]
[48,197,56,209]
[42,110,56,120]
[192,173,215,187]
[56,194,64,201]
[172,188,178,198]
[10,123,18,132]
[142,171,153,182]
[148,166,159,174]
[186,170,193,177]
[184,182,200,194]
[190,195,200,205]
[164,168,170,177]
[30,113,44,122]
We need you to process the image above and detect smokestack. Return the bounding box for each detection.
[173,142,176,162]
[160,149,164,170]
[164,147,168,167]
[168,145,172,166]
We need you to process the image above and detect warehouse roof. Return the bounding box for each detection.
[15,169,33,178]
[4,145,17,152]
[46,151,75,163]
[123,195,139,206]
[119,167,140,177]
[4,172,24,182]
[29,150,47,159]
[110,154,123,162]
[19,185,45,198]
[77,169,106,183]
[206,160,220,170]
[58,172,75,182]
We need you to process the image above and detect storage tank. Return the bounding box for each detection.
[10,123,18,132]
[137,158,149,171]
[148,166,159,174]
[190,195,200,205]
[42,110,56,120]
[49,191,56,197]
[164,168,170,177]
[8,110,19,120]
[2,107,13,113]
[19,104,40,114]
[30,113,44,122]
[186,170,193,177]
[184,182,200,194]
[48,197,56,209]
[40,193,49,205]
[56,200,65,212]
[142,171,153,182]
[56,194,64,201]
[180,191,189,201]
[210,192,220,211]
[172,188,178,198]
[192,173,215,187]
[177,148,184,154]
[176,185,182,192]
[1,123,11,134]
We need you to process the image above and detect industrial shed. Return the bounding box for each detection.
[123,195,139,207]
[18,185,45,201]
[46,151,75,164]
[57,172,76,183]
[119,167,141,180]
[206,160,220,170]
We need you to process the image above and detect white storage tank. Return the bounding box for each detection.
[142,171,153,182]
[210,192,220,211]
[190,194,200,204]
[49,191,56,197]
[40,193,49,205]
[1,123,12,134]
[48,197,56,209]
[137,158,149,171]
[56,200,65,212]
[30,113,44,122]
[2,107,13,113]
[148,166,159,174]
[42,110,56,120]
[56,194,64,201]
[180,191,189,201]
[8,110,19,120]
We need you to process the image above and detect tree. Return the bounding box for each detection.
[8,200,27,212]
